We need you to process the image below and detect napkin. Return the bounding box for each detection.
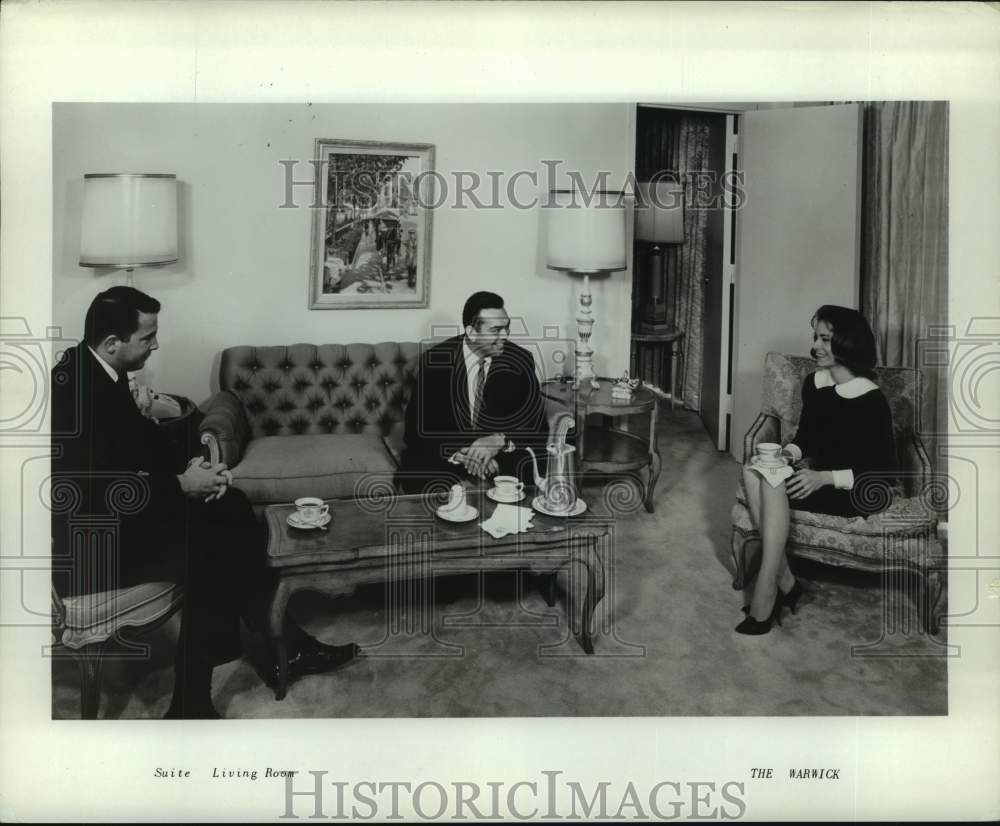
[480,504,535,538]
[747,461,794,488]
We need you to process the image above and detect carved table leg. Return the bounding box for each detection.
[557,540,600,654]
[644,451,662,513]
[268,578,294,701]
[541,573,557,607]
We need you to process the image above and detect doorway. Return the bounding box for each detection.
[629,105,733,449]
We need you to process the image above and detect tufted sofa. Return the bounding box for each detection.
[199,343,420,512]
[730,352,947,634]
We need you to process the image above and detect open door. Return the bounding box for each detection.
[730,103,862,460]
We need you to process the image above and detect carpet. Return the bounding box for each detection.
[51,410,947,718]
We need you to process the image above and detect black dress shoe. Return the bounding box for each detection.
[163,699,222,719]
[275,642,362,687]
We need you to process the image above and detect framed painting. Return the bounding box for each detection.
[309,138,435,309]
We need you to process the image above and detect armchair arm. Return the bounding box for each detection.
[743,413,780,463]
[199,391,251,467]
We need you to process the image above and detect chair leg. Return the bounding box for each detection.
[924,567,947,636]
[72,644,108,720]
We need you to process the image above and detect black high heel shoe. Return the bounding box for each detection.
[735,599,782,635]
[780,580,805,614]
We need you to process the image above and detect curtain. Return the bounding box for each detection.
[860,101,949,473]
[633,108,714,411]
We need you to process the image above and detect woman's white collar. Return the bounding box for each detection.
[814,368,879,398]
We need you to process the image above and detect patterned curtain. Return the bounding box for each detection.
[860,101,949,473]
[633,108,714,411]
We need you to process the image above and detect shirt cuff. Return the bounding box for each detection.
[784,443,803,462]
[831,469,855,490]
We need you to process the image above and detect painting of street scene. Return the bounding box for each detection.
[309,139,434,309]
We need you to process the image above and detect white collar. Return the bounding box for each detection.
[462,340,491,369]
[87,346,121,383]
[813,368,878,399]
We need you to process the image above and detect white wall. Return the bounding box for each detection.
[53,103,634,404]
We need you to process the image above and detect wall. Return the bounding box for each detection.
[53,103,634,404]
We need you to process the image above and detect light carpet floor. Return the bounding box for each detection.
[52,410,948,718]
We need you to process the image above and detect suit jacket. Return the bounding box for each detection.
[51,344,186,594]
[400,336,547,478]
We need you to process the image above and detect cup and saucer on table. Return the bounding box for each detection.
[436,484,479,523]
[487,475,526,504]
[287,497,331,529]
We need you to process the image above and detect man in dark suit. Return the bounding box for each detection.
[51,287,359,718]
[399,291,548,493]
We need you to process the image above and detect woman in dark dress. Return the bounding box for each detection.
[737,305,896,635]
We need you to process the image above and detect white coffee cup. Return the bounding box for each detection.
[294,497,329,524]
[756,442,782,461]
[493,475,524,500]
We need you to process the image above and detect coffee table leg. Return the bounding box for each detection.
[268,578,293,701]
[541,573,557,607]
[559,542,601,654]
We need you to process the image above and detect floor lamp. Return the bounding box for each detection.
[79,173,179,286]
[635,180,684,334]
[545,189,627,390]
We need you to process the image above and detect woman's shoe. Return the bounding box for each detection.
[735,600,781,635]
[780,581,805,614]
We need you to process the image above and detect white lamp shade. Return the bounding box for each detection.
[635,180,684,244]
[545,190,627,272]
[80,174,178,267]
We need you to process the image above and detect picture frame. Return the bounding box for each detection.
[309,138,435,309]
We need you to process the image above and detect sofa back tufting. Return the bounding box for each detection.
[219,342,421,445]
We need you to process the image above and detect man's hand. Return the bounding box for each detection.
[786,469,832,500]
[454,434,504,479]
[177,458,231,500]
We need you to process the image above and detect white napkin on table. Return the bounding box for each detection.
[480,504,535,538]
[748,461,794,488]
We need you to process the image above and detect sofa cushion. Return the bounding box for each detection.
[231,433,396,504]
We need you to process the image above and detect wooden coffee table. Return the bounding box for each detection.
[263,491,610,700]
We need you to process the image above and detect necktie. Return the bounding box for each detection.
[471,358,486,429]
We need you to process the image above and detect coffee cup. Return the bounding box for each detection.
[294,497,329,524]
[493,475,524,501]
[756,442,782,461]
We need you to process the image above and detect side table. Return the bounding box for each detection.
[631,329,684,412]
[541,379,661,513]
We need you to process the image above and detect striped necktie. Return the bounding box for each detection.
[471,357,486,429]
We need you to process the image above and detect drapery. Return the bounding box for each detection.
[860,101,949,474]
[633,108,715,410]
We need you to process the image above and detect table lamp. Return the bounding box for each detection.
[545,189,627,389]
[79,173,178,286]
[635,179,684,334]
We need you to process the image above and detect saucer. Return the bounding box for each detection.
[531,496,587,518]
[487,488,525,504]
[751,455,789,469]
[287,512,331,529]
[436,505,479,523]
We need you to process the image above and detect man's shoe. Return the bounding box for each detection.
[163,699,222,719]
[276,641,362,687]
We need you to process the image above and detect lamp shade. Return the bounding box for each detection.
[545,189,627,273]
[635,180,684,244]
[79,173,178,268]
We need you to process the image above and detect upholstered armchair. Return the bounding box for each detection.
[730,352,946,634]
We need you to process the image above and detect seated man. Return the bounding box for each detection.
[51,286,359,719]
[399,290,548,494]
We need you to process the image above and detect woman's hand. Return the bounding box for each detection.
[786,469,833,500]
